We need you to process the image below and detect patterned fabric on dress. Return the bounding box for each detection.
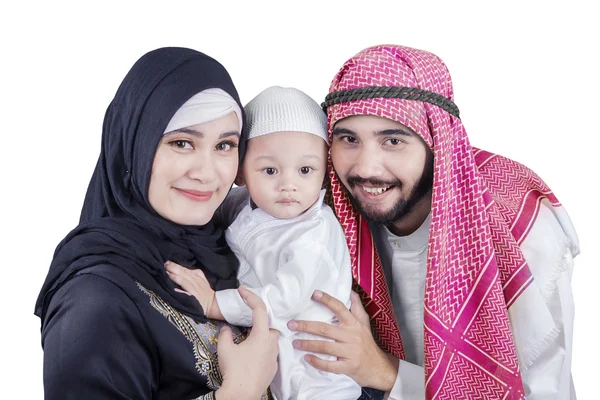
[326,44,563,399]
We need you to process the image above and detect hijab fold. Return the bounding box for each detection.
[35,48,245,323]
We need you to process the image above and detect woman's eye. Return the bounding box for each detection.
[263,168,277,175]
[216,141,239,151]
[170,140,194,149]
[299,166,313,175]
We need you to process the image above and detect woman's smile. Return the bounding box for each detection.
[174,188,214,202]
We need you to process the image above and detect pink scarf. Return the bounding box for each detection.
[326,45,560,399]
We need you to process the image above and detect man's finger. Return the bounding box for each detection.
[303,354,346,375]
[287,320,346,341]
[349,291,370,325]
[293,339,347,358]
[238,286,269,334]
[311,290,355,325]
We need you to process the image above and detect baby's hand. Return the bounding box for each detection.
[164,261,217,318]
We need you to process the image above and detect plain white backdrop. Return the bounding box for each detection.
[1,0,597,397]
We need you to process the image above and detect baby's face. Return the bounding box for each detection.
[242,131,327,219]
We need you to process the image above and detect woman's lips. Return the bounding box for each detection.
[175,188,214,202]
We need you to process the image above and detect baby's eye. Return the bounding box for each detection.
[263,168,277,175]
[299,167,313,175]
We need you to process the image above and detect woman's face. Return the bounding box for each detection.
[148,112,240,225]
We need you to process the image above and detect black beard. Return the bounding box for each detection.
[340,150,434,226]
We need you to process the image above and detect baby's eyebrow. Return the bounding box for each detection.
[301,154,323,161]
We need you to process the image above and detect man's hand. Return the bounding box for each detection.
[164,261,222,319]
[288,290,399,391]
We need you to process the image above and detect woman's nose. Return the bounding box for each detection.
[187,153,217,183]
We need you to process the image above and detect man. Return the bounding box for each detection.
[288,45,579,399]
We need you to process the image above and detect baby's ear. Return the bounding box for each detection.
[234,170,245,186]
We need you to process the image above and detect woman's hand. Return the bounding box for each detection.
[288,290,399,391]
[164,261,221,319]
[216,287,279,400]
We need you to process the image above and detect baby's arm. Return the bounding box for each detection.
[215,241,337,331]
[164,261,225,320]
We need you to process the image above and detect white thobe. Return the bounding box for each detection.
[216,190,361,400]
[370,199,579,399]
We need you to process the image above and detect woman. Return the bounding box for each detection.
[34,47,279,399]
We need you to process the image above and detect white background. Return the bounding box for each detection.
[1,0,597,397]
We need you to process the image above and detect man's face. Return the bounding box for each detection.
[331,115,433,226]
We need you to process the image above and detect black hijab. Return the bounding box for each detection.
[35,47,245,323]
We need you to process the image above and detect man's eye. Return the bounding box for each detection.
[342,136,357,143]
[385,138,401,146]
[299,167,313,175]
[264,168,277,175]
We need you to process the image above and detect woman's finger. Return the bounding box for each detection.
[164,260,187,275]
[238,286,269,334]
[217,326,234,356]
[194,269,207,279]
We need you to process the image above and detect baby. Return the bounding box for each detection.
[173,86,360,400]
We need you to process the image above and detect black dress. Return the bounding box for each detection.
[35,47,260,399]
[42,264,261,399]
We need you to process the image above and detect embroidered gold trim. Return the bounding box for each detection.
[137,282,271,399]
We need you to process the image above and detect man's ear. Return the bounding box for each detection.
[234,170,245,186]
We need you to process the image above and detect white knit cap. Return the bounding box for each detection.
[244,86,328,143]
[164,88,243,134]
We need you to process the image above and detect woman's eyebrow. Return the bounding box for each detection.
[165,127,203,137]
[219,131,240,139]
[163,128,240,139]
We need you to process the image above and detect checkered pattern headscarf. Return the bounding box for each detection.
[325,45,561,399]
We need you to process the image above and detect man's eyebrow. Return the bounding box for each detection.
[375,129,413,137]
[332,127,413,137]
[164,128,240,139]
[332,127,355,136]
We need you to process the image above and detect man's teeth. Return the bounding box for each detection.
[362,186,391,195]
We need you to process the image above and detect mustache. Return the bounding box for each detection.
[346,176,401,188]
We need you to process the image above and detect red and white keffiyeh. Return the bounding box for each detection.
[326,45,564,399]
